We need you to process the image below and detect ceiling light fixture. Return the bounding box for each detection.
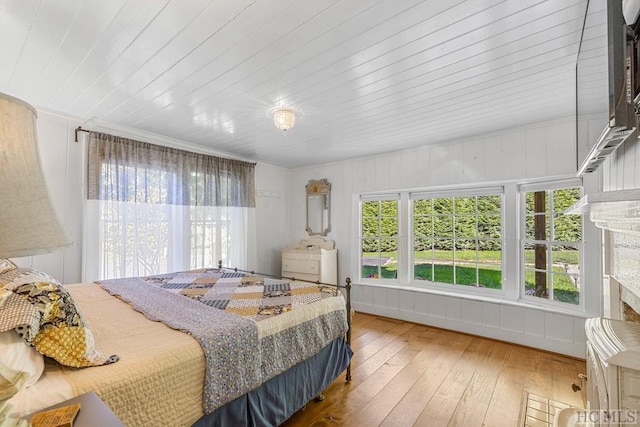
[272,108,296,134]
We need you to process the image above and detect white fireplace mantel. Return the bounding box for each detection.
[566,188,640,235]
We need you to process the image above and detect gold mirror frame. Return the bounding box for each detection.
[306,179,331,236]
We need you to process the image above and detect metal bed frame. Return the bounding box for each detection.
[217,260,352,383]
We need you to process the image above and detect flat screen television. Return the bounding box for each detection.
[576,0,639,175]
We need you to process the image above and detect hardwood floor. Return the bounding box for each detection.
[282,312,586,427]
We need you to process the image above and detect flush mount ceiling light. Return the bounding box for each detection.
[272,108,296,133]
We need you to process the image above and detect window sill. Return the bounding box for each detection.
[353,281,587,318]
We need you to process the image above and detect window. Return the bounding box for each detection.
[358,188,503,291]
[360,196,399,280]
[412,190,503,289]
[356,178,585,312]
[85,132,255,280]
[521,182,582,306]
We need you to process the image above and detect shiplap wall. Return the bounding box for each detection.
[604,135,640,191]
[15,109,291,283]
[287,117,601,357]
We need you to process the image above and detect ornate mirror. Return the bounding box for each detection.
[306,179,331,236]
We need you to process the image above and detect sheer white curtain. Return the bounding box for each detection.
[83,132,256,281]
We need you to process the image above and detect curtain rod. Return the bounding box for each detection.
[75,126,90,142]
[74,126,257,165]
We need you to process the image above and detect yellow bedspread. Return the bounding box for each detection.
[55,282,205,427]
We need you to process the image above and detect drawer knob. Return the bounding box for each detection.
[571,374,587,392]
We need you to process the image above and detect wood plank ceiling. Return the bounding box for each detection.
[0,0,591,168]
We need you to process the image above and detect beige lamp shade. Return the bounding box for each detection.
[0,92,72,258]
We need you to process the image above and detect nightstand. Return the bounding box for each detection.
[27,392,124,427]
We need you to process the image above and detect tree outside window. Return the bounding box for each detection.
[523,187,582,305]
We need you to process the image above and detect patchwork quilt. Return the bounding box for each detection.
[98,269,348,414]
[142,269,338,321]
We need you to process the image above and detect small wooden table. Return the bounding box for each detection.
[27,392,125,427]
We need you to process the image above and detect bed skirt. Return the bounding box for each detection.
[192,337,353,427]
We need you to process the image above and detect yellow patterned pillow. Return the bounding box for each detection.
[0,267,118,368]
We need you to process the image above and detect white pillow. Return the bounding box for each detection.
[0,330,44,387]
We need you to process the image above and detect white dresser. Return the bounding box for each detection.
[281,237,337,285]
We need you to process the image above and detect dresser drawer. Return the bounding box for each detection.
[282,258,319,275]
[282,271,319,282]
[281,251,321,261]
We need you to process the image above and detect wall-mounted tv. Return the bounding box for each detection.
[576,0,639,175]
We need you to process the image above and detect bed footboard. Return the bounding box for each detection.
[216,260,352,383]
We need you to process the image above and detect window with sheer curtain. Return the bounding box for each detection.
[83,132,256,280]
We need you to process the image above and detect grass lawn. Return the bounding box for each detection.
[372,250,501,262]
[415,264,502,288]
[524,270,579,305]
[368,249,578,264]
[362,264,501,288]
[362,249,579,304]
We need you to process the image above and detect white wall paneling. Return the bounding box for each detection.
[374,157,390,191]
[414,292,428,315]
[255,163,291,276]
[416,148,432,189]
[499,305,524,333]
[460,299,482,324]
[481,302,500,329]
[388,153,403,191]
[483,136,503,182]
[352,284,586,357]
[544,312,575,343]
[445,297,462,320]
[386,287,399,311]
[429,145,450,187]
[398,289,414,313]
[524,309,546,338]
[525,127,548,178]
[462,140,484,182]
[546,122,576,176]
[622,140,636,189]
[427,294,447,319]
[500,131,526,180]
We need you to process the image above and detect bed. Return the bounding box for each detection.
[3,262,352,427]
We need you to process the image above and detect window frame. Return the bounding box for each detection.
[358,193,401,284]
[354,177,588,315]
[357,186,506,298]
[409,187,505,294]
[518,179,584,311]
